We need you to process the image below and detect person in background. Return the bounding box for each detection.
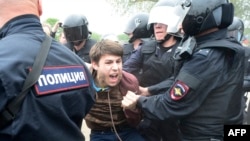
[59,31,67,45]
[85,39,145,141]
[50,21,62,38]
[0,0,95,141]
[123,1,183,140]
[122,13,152,63]
[122,0,245,140]
[227,17,245,42]
[42,22,60,38]
[227,16,250,125]
[62,14,97,63]
[42,23,52,36]
[242,36,249,47]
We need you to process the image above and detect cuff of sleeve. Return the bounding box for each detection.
[137,96,148,108]
[148,86,155,95]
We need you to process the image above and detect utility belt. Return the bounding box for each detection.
[91,124,131,133]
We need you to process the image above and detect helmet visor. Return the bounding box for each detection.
[124,19,136,34]
[63,25,88,42]
[148,3,190,34]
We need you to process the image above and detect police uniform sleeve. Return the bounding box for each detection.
[137,49,224,120]
[148,76,174,95]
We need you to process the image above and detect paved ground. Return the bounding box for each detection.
[81,120,90,141]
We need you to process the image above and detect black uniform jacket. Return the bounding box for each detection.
[137,29,245,140]
[65,38,97,63]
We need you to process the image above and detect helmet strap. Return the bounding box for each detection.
[157,34,171,44]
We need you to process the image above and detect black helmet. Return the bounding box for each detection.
[182,0,234,36]
[148,0,188,38]
[227,17,244,42]
[124,13,151,43]
[62,14,89,42]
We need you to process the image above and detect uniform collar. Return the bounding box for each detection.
[195,28,227,45]
[0,14,41,38]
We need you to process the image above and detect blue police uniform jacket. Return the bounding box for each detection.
[0,14,95,141]
[136,29,245,140]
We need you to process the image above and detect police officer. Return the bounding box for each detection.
[123,1,183,140]
[122,13,152,63]
[62,14,97,63]
[227,17,245,43]
[0,0,95,140]
[123,1,183,89]
[122,0,245,140]
[227,17,250,124]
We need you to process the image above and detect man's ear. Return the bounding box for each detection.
[91,61,98,70]
[37,0,43,16]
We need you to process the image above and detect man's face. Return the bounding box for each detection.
[153,23,168,41]
[92,54,122,87]
[59,32,67,44]
[73,39,86,51]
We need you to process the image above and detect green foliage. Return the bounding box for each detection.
[105,0,155,16]
[230,0,250,37]
[54,29,63,41]
[117,33,129,42]
[90,32,102,41]
[44,18,59,27]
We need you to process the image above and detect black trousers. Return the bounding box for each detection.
[138,118,181,141]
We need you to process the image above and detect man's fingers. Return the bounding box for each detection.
[122,91,140,110]
[121,97,132,109]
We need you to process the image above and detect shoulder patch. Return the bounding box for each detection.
[34,65,89,96]
[170,80,189,100]
[197,49,211,56]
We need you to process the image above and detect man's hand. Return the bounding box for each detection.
[139,86,151,96]
[122,91,140,110]
[52,21,61,33]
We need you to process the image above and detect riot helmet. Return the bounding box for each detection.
[62,14,89,43]
[124,13,152,43]
[227,17,244,42]
[182,0,234,36]
[101,33,119,42]
[148,0,189,40]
